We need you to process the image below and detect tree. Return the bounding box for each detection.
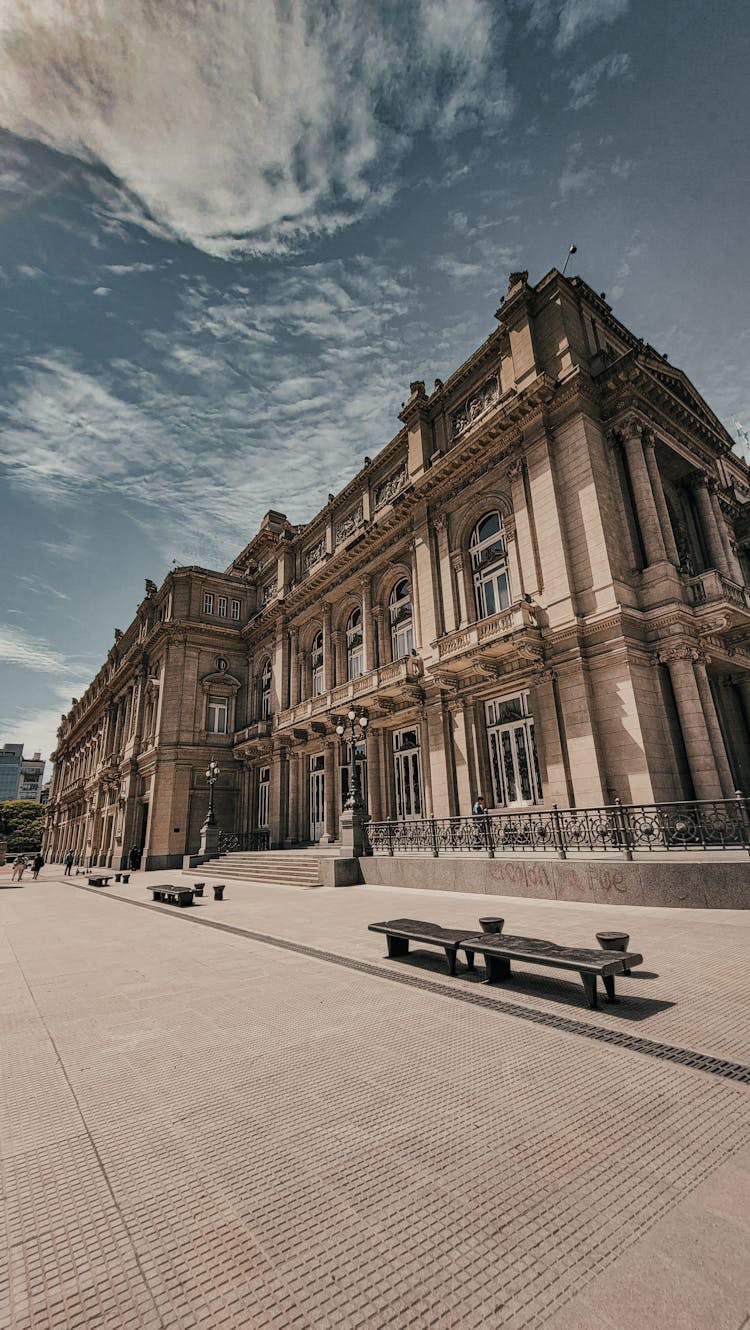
[0,800,46,854]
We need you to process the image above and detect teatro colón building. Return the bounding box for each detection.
[44,267,750,872]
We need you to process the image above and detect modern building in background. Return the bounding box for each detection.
[0,744,45,802]
[44,268,750,869]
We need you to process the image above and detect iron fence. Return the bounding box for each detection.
[365,794,750,860]
[217,830,270,854]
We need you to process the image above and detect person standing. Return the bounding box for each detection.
[64,850,74,876]
[32,853,44,880]
[472,795,487,848]
[128,846,142,872]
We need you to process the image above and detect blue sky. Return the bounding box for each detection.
[1,0,749,765]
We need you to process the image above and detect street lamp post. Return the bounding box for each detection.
[205,756,220,826]
[335,711,370,863]
[199,756,221,859]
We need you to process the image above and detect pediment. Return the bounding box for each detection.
[201,670,242,691]
[638,354,733,446]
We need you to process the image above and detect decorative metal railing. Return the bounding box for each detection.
[365,794,750,860]
[217,830,270,854]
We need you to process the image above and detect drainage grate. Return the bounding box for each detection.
[77,884,750,1087]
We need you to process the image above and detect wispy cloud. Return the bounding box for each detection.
[0,623,76,675]
[568,52,632,109]
[0,0,512,257]
[520,0,630,52]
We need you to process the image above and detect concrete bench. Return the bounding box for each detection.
[114,872,131,884]
[88,875,112,888]
[459,932,643,1009]
[149,885,194,908]
[368,919,481,976]
[193,882,205,897]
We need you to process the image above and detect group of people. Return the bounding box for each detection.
[62,846,143,875]
[10,853,44,882]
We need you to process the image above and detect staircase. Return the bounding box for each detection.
[199,851,323,887]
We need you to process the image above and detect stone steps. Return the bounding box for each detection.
[197,852,322,887]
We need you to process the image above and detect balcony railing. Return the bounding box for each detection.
[366,795,750,860]
[437,600,539,663]
[274,656,423,731]
[217,830,270,853]
[234,720,272,745]
[686,570,750,610]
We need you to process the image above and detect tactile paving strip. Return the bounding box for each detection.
[78,885,750,1086]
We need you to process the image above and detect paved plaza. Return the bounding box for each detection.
[2,865,750,1330]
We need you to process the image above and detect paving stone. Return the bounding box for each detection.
[1,872,750,1328]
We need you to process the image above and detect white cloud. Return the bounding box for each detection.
[0,0,510,257]
[92,285,110,296]
[520,0,629,52]
[568,52,632,109]
[0,623,74,675]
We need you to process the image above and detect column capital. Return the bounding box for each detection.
[652,643,700,666]
[433,512,448,533]
[507,456,525,483]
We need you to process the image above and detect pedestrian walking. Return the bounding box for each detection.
[32,853,44,880]
[64,850,74,875]
[11,856,28,882]
[128,846,142,871]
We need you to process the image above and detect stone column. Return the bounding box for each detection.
[320,741,338,844]
[366,727,382,821]
[620,420,667,566]
[433,513,454,635]
[688,473,729,574]
[285,750,301,846]
[374,604,389,666]
[452,553,470,627]
[451,701,479,812]
[708,484,744,582]
[322,605,333,691]
[657,646,724,799]
[692,654,735,797]
[269,743,289,848]
[418,708,433,817]
[508,456,541,596]
[409,540,423,651]
[643,431,680,566]
[331,630,342,689]
[360,576,374,673]
[504,514,525,600]
[288,629,299,705]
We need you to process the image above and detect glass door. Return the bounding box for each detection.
[487,715,542,808]
[393,727,423,819]
[309,754,325,842]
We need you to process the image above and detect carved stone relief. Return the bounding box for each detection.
[335,505,364,544]
[304,539,325,571]
[373,465,408,510]
[451,375,500,438]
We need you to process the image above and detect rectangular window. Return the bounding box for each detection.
[217,596,227,617]
[203,593,214,615]
[231,599,241,621]
[207,695,228,734]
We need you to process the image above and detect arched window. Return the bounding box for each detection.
[311,631,324,697]
[470,511,510,620]
[346,608,363,680]
[389,579,413,659]
[260,659,272,720]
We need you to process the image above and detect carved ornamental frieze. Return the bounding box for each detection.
[262,580,278,605]
[303,539,325,571]
[451,375,500,438]
[335,505,364,545]
[373,464,408,511]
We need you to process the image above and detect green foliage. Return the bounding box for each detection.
[0,800,46,853]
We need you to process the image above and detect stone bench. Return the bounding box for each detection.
[459,932,643,1009]
[88,875,112,888]
[114,872,131,884]
[368,919,481,976]
[149,885,194,908]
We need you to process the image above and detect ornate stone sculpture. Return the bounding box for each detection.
[451,375,500,438]
[304,539,326,571]
[335,505,365,544]
[374,465,408,511]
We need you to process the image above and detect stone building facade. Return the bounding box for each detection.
[44,268,750,869]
